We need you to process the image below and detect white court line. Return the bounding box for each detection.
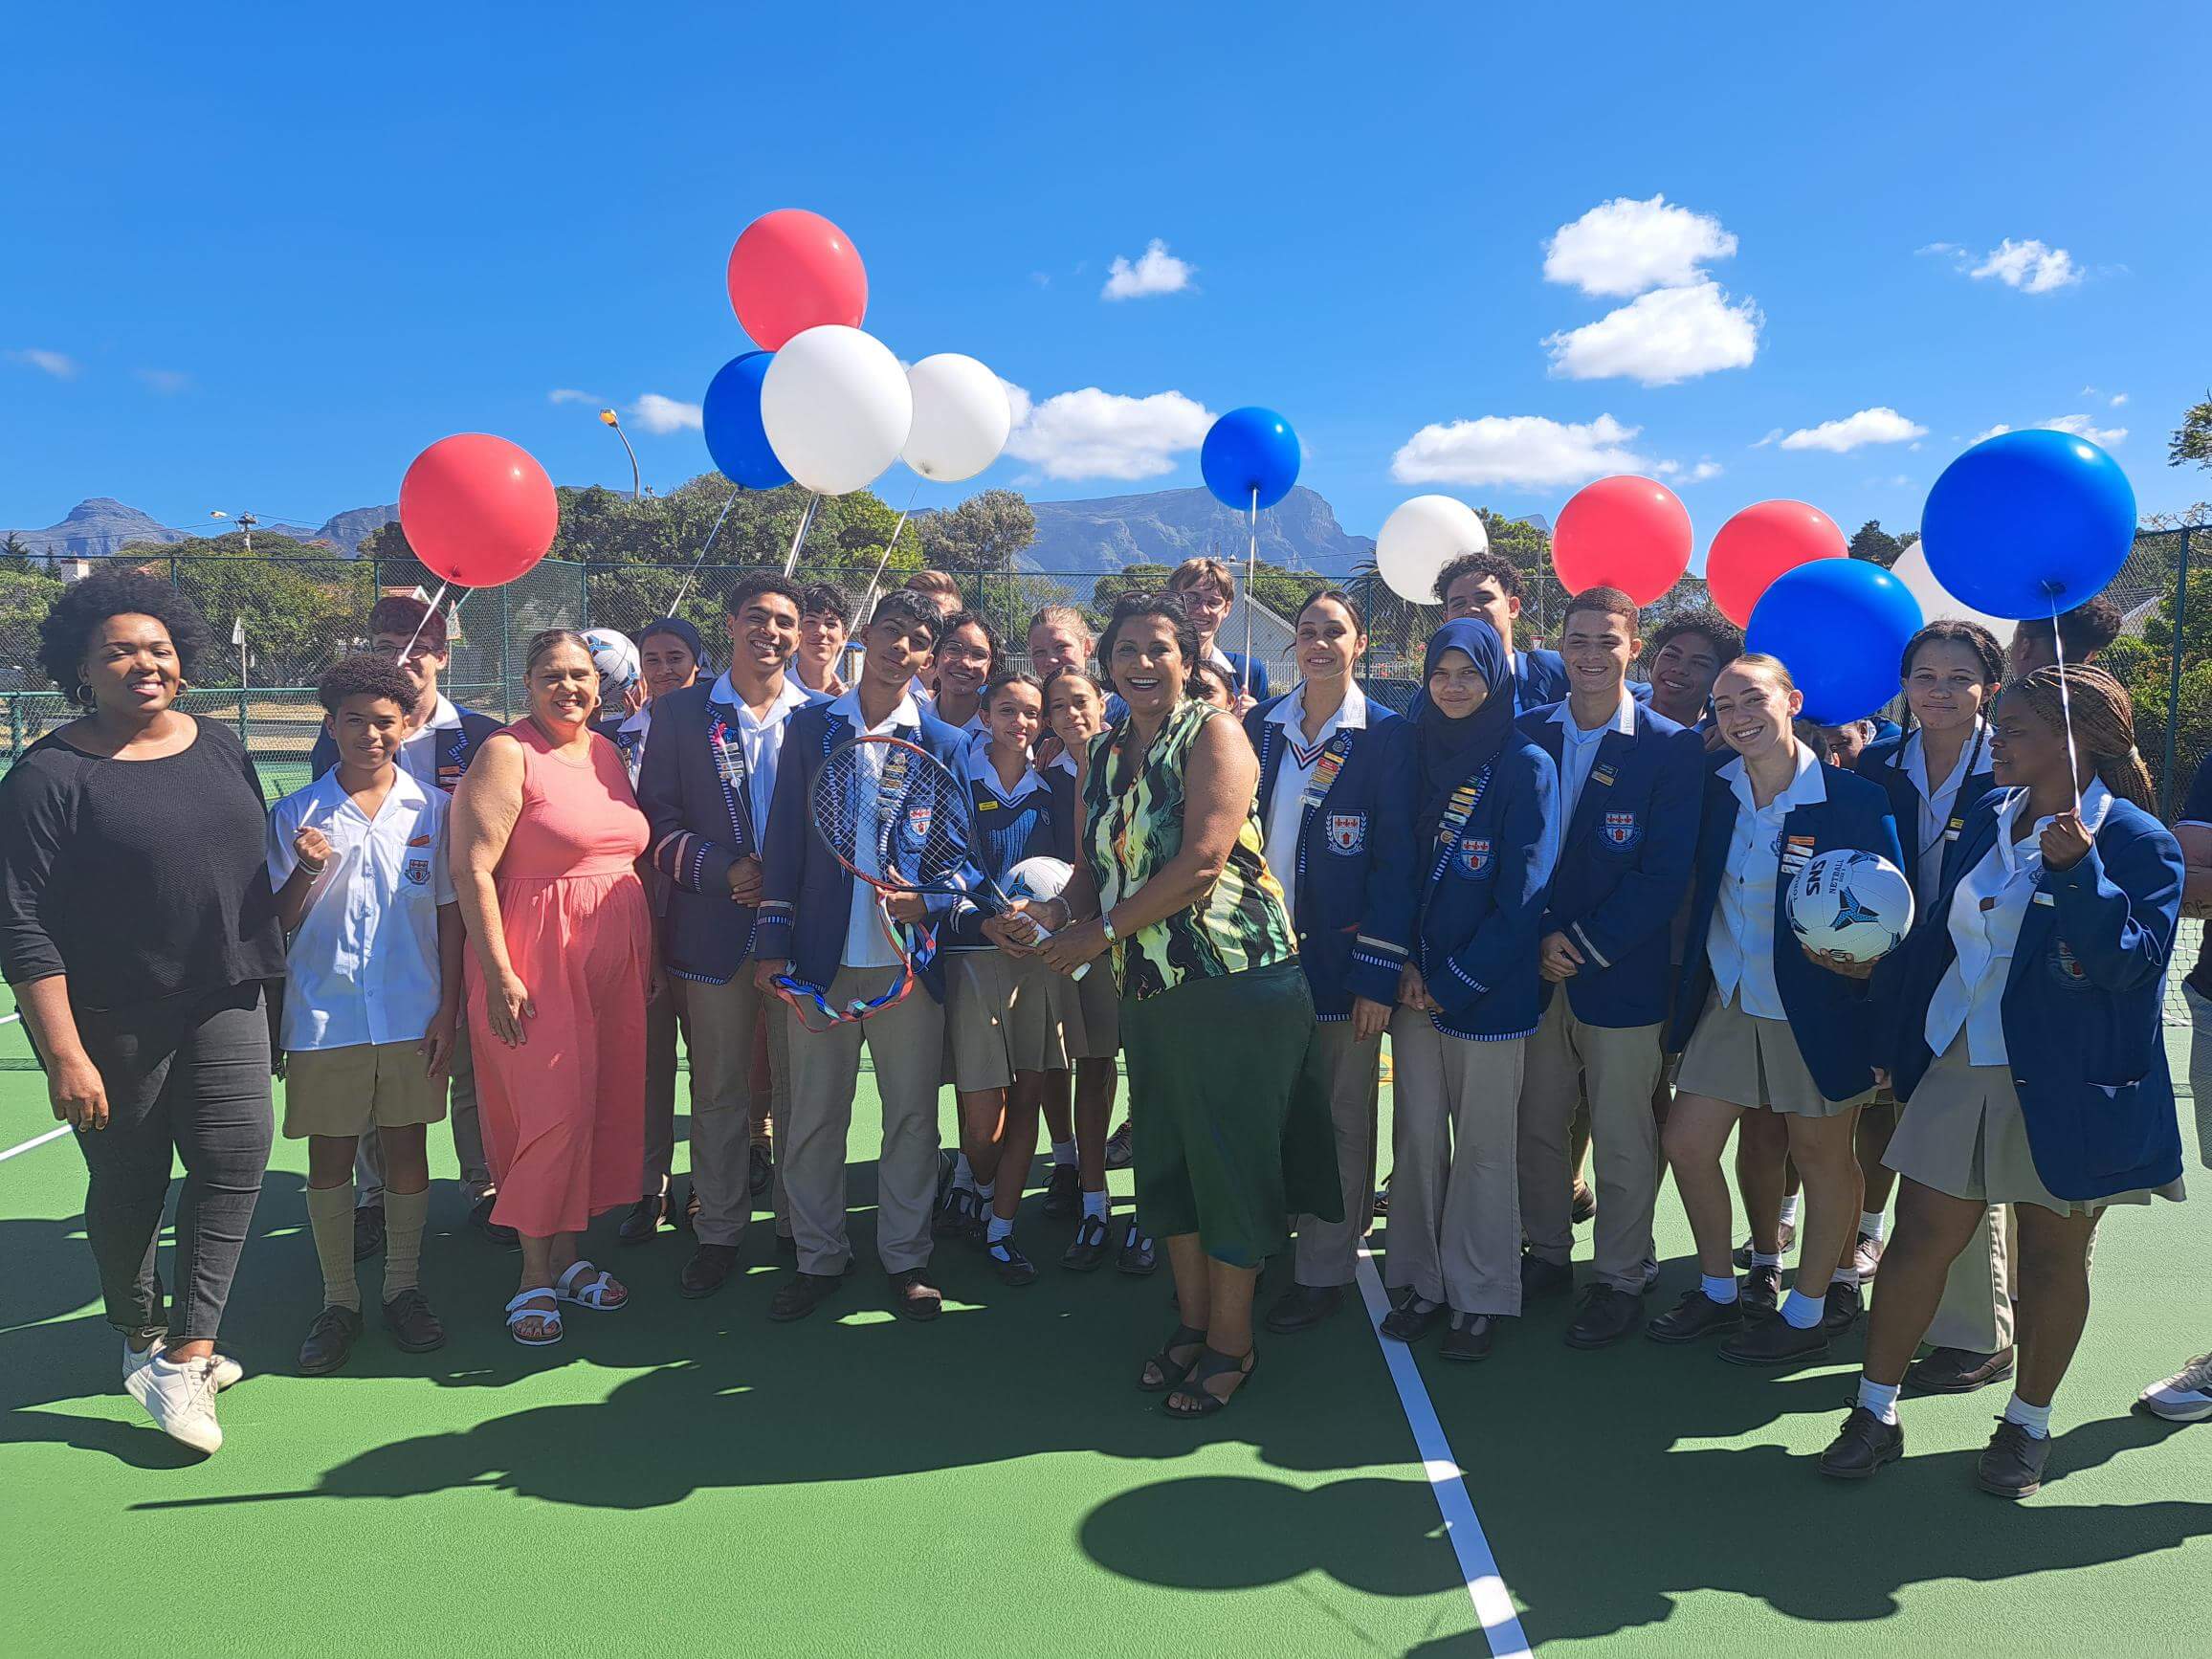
[0,1124,70,1162]
[1356,1245,1533,1658]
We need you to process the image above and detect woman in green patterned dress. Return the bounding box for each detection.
[1021,592,1340,1417]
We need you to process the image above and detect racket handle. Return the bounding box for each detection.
[988,896,1092,984]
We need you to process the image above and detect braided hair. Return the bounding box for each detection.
[2006,664,2155,811]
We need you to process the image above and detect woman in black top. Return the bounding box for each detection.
[0,569,286,1457]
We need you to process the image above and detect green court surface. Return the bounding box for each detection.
[4,993,2210,1656]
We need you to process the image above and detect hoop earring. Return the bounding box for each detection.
[73,681,94,709]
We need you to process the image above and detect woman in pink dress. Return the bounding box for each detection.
[450,630,652,1345]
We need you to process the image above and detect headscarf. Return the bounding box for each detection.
[637,615,709,673]
[1414,617,1515,840]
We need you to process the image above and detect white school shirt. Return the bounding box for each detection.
[1901,720,1987,903]
[396,695,466,792]
[1924,780,2112,1066]
[831,686,923,970]
[966,739,1047,804]
[1551,688,1636,827]
[1261,682,1368,927]
[1707,742,1827,1021]
[614,703,653,785]
[266,768,456,1051]
[711,672,817,843]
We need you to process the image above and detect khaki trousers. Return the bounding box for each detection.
[358,1021,490,1206]
[1290,1021,1382,1288]
[1517,997,1664,1293]
[1385,1011,1525,1316]
[782,967,943,1276]
[674,971,789,1249]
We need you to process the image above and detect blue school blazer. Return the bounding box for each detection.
[309,705,501,793]
[944,767,1056,951]
[1667,761,1903,1100]
[1218,649,1271,702]
[1855,728,1995,896]
[1409,736,1560,1040]
[1243,693,1418,1018]
[1880,788,2185,1202]
[754,700,976,1001]
[1516,699,1705,1029]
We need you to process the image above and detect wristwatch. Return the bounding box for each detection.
[1099,911,1118,945]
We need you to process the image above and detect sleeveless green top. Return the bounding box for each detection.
[1081,697,1295,1001]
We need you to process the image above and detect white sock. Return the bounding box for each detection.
[1856,1376,1901,1426]
[952,1154,976,1193]
[986,1215,1013,1245]
[1830,1267,1861,1290]
[2003,1394,2053,1440]
[1860,1209,1887,1242]
[975,1181,995,1205]
[1700,1273,1739,1306]
[1082,1189,1109,1222]
[1750,1250,1782,1270]
[1051,1139,1077,1166]
[1779,1193,1802,1228]
[1781,1290,1825,1330]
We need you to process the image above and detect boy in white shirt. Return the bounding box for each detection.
[269,654,462,1374]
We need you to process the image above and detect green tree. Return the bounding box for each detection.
[0,531,34,570]
[0,563,66,686]
[915,489,1035,577]
[2171,392,2212,471]
[1847,520,1905,566]
[1088,563,1173,623]
[133,533,376,686]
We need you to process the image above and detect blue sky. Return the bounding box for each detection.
[6,2,2208,560]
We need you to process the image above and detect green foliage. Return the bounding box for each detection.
[1847,520,1906,567]
[0,531,34,570]
[1087,564,1173,624]
[915,489,1035,576]
[2098,548,2212,807]
[0,564,67,684]
[114,533,376,687]
[2171,392,2212,471]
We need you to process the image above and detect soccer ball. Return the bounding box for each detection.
[582,628,641,697]
[1002,856,1073,904]
[1788,849,1914,964]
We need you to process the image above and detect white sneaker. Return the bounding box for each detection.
[126,1336,244,1392]
[2136,1351,2212,1423]
[125,1354,225,1454]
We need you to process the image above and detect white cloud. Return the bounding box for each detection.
[135,368,190,394]
[1778,406,1928,453]
[1968,237,2083,294]
[1752,428,1782,449]
[1100,239,1193,301]
[1973,414,2127,448]
[548,387,598,406]
[1003,386,1214,480]
[1390,413,1647,490]
[2111,391,2129,408]
[1542,194,1737,298]
[1973,423,2012,443]
[629,392,702,434]
[1687,459,1723,482]
[1544,281,1760,385]
[8,347,79,379]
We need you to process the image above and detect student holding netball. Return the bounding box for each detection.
[1822,665,2184,1497]
[1244,589,1416,1335]
[1647,653,1902,1365]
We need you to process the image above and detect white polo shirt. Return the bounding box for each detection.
[266,768,456,1052]
[1261,681,1368,926]
[709,672,818,844]
[832,687,923,970]
[1708,742,1826,1021]
[1551,688,1636,827]
[1900,720,1987,903]
[1925,780,2112,1066]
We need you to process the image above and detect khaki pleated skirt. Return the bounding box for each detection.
[1674,987,1870,1118]
[945,950,1073,1091]
[1063,953,1122,1059]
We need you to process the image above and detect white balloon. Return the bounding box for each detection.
[761,325,913,496]
[1376,495,1488,605]
[903,353,1011,482]
[1890,538,2015,652]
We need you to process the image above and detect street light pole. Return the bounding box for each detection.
[600,409,641,501]
[208,509,257,551]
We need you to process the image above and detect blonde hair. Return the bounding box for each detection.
[2007,665,2155,811]
[1028,603,1092,643]
[1166,557,1236,599]
[1716,652,1797,696]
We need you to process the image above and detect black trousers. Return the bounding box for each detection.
[73,983,274,1343]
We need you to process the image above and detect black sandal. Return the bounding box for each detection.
[1138,1324,1207,1393]
[1164,1345,1256,1418]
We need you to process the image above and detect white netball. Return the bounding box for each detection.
[581,628,641,697]
[1001,856,1073,903]
[1788,849,1914,963]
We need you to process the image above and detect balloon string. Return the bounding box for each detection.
[667,484,741,618]
[780,493,821,580]
[1242,486,1258,699]
[400,582,452,662]
[2048,586,2083,816]
[852,478,924,633]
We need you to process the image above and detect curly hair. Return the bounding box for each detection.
[316,651,415,718]
[2004,664,2155,811]
[1433,549,1522,606]
[1648,607,1744,664]
[37,567,217,701]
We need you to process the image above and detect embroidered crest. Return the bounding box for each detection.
[1326,811,1366,854]
[906,803,934,840]
[2047,937,2089,987]
[1601,810,1641,850]
[1457,835,1493,876]
[403,858,431,887]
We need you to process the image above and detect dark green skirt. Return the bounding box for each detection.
[1118,959,1343,1268]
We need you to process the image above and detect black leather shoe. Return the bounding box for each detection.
[1646,1287,1744,1344]
[1441,1312,1500,1361]
[1718,1311,1830,1367]
[1906,1344,2015,1395]
[1742,1264,1782,1313]
[1521,1254,1575,1301]
[767,1270,843,1321]
[1263,1282,1344,1334]
[469,1193,519,1248]
[1117,1220,1158,1276]
[932,1186,975,1240]
[1978,1418,2052,1498]
[299,1305,364,1375]
[748,1142,772,1199]
[352,1205,385,1263]
[1042,1163,1081,1219]
[381,1287,447,1353]
[889,1268,944,1321]
[617,1193,668,1245]
[1733,1222,1795,1270]
[1060,1215,1113,1272]
[679,1244,741,1299]
[988,1236,1039,1286]
[1564,1284,1644,1349]
[1823,1279,1863,1335]
[1104,1121,1135,1170]
[1380,1298,1448,1343]
[1570,1182,1597,1225]
[775,1231,798,1257]
[1818,1404,1903,1480]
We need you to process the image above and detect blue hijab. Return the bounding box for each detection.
[1414,617,1515,839]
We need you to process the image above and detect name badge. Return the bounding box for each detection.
[2032,891,2057,907]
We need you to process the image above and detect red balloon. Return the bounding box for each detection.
[725,209,869,350]
[398,434,558,588]
[1705,499,1846,625]
[1552,475,1692,606]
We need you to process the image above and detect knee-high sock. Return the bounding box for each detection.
[306,1182,361,1312]
[382,1185,430,1301]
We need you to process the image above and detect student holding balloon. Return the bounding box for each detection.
[1165,558,1269,707]
[1822,665,2184,1496]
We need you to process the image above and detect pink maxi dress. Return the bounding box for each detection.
[469,720,652,1238]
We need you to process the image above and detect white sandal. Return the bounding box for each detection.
[555,1259,628,1311]
[505,1288,564,1346]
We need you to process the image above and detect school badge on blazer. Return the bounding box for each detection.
[1457,835,1493,876]
[2047,937,2090,987]
[906,803,934,840]
[1326,811,1366,855]
[1601,810,1641,850]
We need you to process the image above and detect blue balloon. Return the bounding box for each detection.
[1746,559,1924,726]
[701,350,790,490]
[1200,406,1300,511]
[1919,429,2135,621]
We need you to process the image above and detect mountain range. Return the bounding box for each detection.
[5,497,399,560]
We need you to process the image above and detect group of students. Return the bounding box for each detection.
[3,550,2205,1491]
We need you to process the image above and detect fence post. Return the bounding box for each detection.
[2161,525,2191,819]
